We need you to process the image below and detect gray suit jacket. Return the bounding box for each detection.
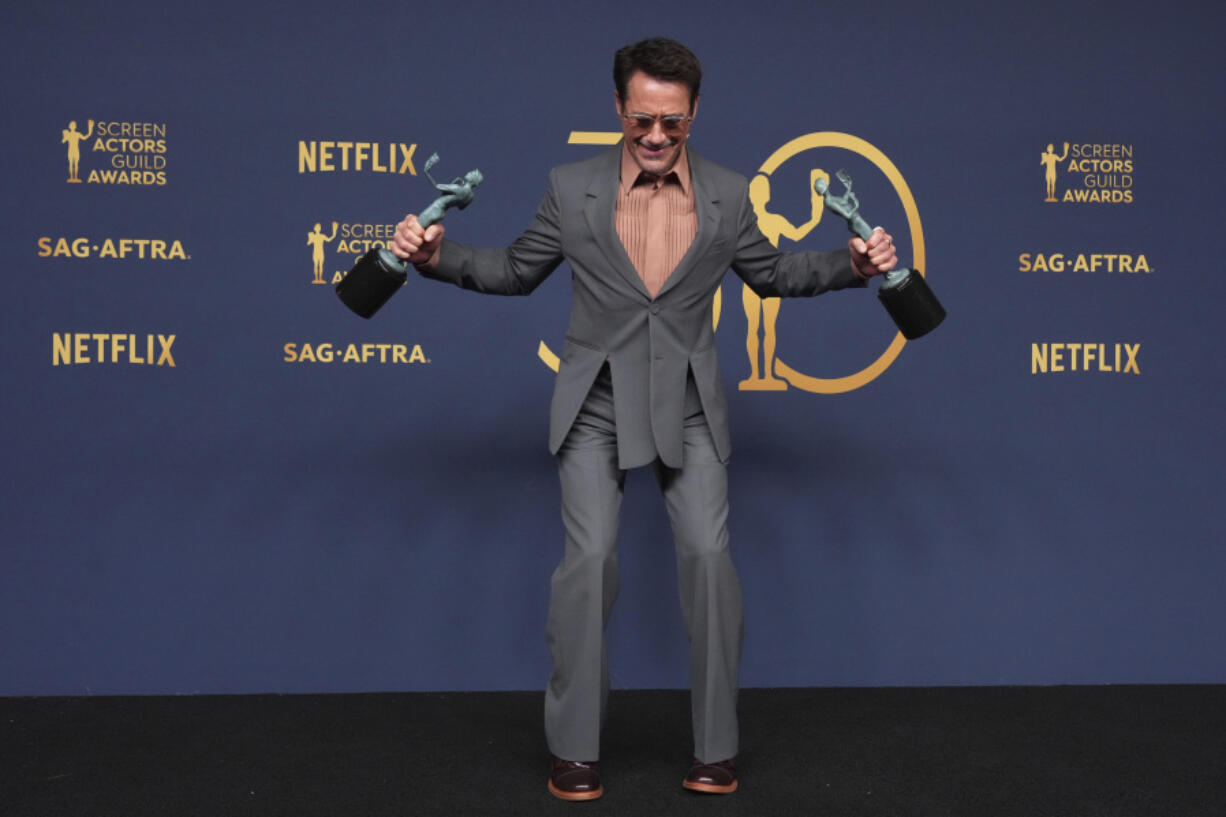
[421,145,865,469]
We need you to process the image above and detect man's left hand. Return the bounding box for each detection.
[849,227,897,278]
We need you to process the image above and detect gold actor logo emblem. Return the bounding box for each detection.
[738,168,829,390]
[749,132,925,394]
[62,120,94,183]
[1041,142,1069,202]
[307,222,340,285]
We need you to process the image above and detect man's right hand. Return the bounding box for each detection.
[392,214,445,268]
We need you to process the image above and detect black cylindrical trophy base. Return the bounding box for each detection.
[877,268,946,340]
[336,248,408,319]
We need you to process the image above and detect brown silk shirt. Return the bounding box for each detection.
[615,143,698,298]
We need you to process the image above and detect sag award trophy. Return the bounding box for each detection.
[816,170,945,339]
[335,152,483,318]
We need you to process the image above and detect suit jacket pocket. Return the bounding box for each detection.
[562,334,604,357]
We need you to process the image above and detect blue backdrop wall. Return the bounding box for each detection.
[2,0,1224,695]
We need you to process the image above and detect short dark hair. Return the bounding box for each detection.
[613,38,702,112]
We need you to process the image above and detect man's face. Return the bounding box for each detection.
[617,71,697,178]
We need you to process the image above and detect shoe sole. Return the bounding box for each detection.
[548,780,604,801]
[683,779,738,794]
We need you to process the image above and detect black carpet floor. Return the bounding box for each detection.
[5,685,1224,816]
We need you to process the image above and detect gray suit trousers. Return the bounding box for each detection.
[544,366,744,764]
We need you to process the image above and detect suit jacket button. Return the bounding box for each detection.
[649,303,661,315]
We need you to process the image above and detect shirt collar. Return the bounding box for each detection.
[619,140,691,196]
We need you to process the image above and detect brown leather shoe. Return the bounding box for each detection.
[683,757,738,793]
[548,756,603,801]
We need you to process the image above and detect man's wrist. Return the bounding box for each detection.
[413,244,442,271]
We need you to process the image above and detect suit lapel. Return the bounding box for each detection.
[583,145,651,300]
[653,146,721,300]
[582,144,724,302]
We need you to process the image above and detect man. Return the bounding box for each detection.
[392,37,897,800]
